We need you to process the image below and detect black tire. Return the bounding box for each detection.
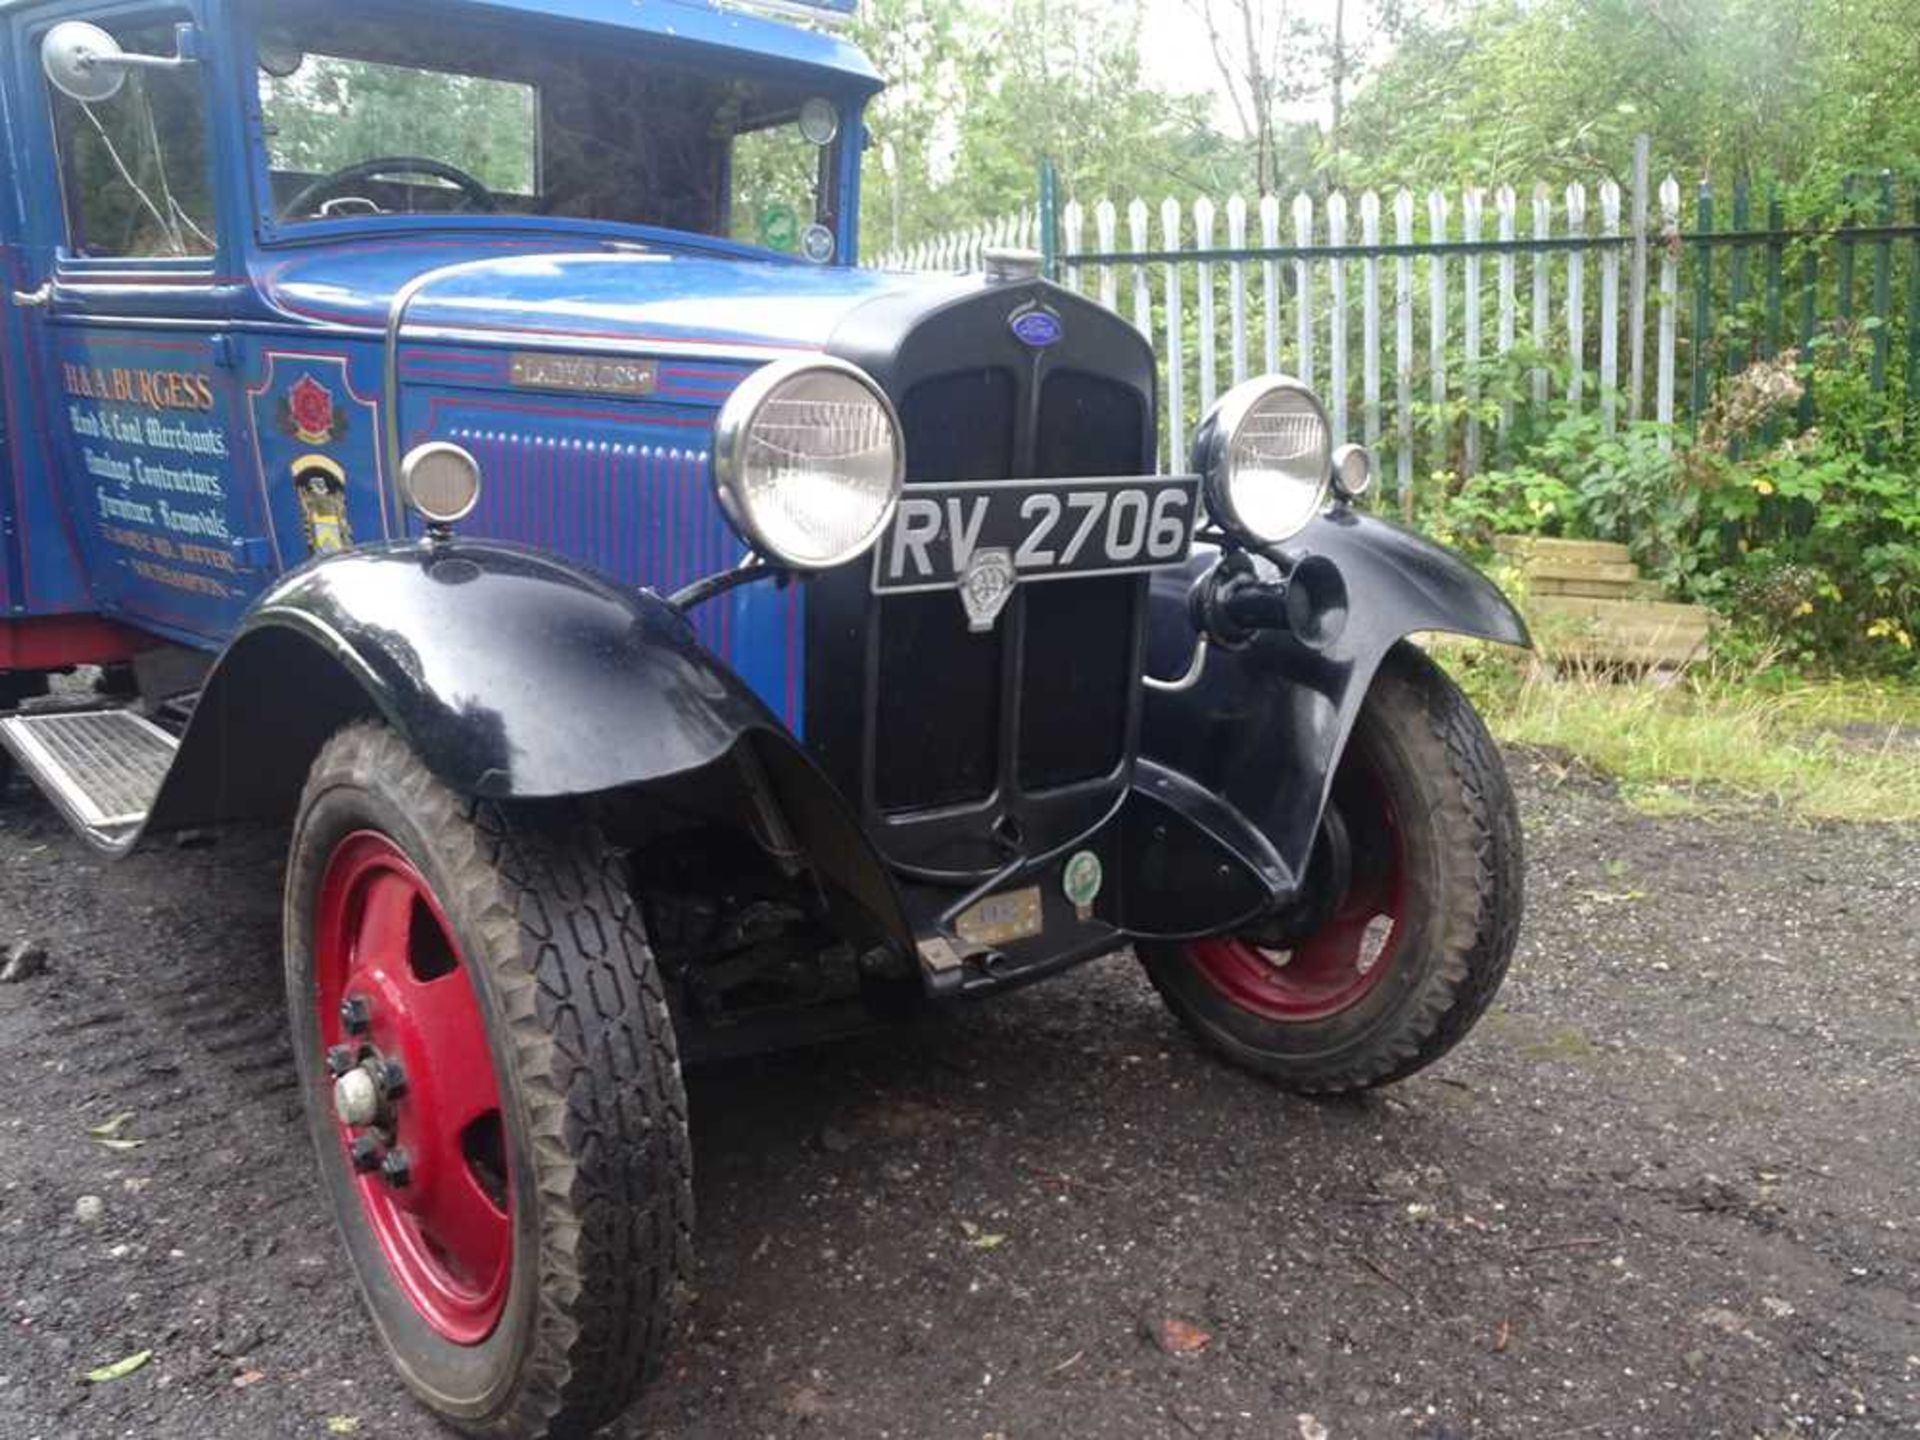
[285,722,693,1440]
[1140,643,1522,1093]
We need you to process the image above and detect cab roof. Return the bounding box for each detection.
[3,0,884,90]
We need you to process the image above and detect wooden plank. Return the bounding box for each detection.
[1526,559,1642,587]
[1494,536,1634,565]
[1532,594,1716,626]
[1530,576,1645,600]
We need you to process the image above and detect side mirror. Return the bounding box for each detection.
[42,20,198,104]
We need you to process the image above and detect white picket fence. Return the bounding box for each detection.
[868,209,1043,275]
[866,149,1705,494]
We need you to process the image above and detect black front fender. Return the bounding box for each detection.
[1142,509,1528,883]
[146,541,911,945]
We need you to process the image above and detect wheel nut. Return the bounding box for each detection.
[339,995,373,1035]
[325,1045,359,1077]
[333,1066,383,1128]
[380,1148,412,1188]
[378,1059,408,1100]
[349,1134,383,1173]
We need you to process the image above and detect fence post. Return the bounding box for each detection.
[1128,200,1151,340]
[1062,201,1084,293]
[1162,197,1186,471]
[1763,188,1784,360]
[1293,193,1316,388]
[1657,176,1679,451]
[1628,133,1651,421]
[1908,191,1920,445]
[1096,200,1118,314]
[1726,180,1750,459]
[1599,180,1621,435]
[1328,191,1350,446]
[1496,185,1517,440]
[1690,181,1713,428]
[1532,185,1552,409]
[1039,157,1059,280]
[1195,197,1218,415]
[1566,182,1587,413]
[1394,189,1415,506]
[1227,195,1248,386]
[1261,195,1281,375]
[1360,189,1382,450]
[1797,237,1819,432]
[1428,190,1451,477]
[1870,171,1894,398]
[1462,187,1483,476]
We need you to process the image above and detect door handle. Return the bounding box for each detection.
[11,282,54,308]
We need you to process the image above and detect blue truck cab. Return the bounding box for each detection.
[0,2,1530,1433]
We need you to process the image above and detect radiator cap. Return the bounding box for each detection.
[982,248,1043,284]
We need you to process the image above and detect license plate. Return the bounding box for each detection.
[871,476,1202,594]
[954,886,1045,947]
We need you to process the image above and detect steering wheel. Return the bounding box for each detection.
[279,156,498,222]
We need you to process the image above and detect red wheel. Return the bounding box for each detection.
[286,724,691,1440]
[1184,761,1408,1023]
[1141,644,1523,1092]
[314,832,510,1344]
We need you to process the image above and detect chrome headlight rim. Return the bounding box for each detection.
[713,356,905,572]
[1191,375,1334,547]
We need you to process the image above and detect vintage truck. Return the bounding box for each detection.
[0,0,1529,1434]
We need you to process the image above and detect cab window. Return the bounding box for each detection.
[251,9,844,258]
[50,15,218,258]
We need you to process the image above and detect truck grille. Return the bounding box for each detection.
[810,282,1160,879]
[871,367,1146,814]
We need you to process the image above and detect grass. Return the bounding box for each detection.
[1443,645,1920,823]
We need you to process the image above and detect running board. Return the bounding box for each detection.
[0,708,177,846]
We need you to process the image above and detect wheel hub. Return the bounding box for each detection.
[332,1060,386,1128]
[313,832,512,1346]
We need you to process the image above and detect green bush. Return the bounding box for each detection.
[1409,345,1919,678]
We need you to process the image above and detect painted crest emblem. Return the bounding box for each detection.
[1010,304,1063,349]
[279,375,349,446]
[960,547,1017,633]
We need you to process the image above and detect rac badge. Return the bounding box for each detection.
[960,547,1016,633]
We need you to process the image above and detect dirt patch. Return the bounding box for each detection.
[0,748,1915,1439]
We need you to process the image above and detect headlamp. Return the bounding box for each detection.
[714,358,904,571]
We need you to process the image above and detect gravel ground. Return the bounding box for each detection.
[0,748,1916,1440]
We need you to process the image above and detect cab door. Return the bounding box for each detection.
[11,0,271,650]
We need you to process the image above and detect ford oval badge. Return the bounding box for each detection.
[1010,306,1063,349]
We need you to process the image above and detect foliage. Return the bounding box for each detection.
[1334,0,1920,199]
[851,0,1244,257]
[1409,338,1920,679]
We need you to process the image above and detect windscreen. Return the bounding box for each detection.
[253,10,846,259]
